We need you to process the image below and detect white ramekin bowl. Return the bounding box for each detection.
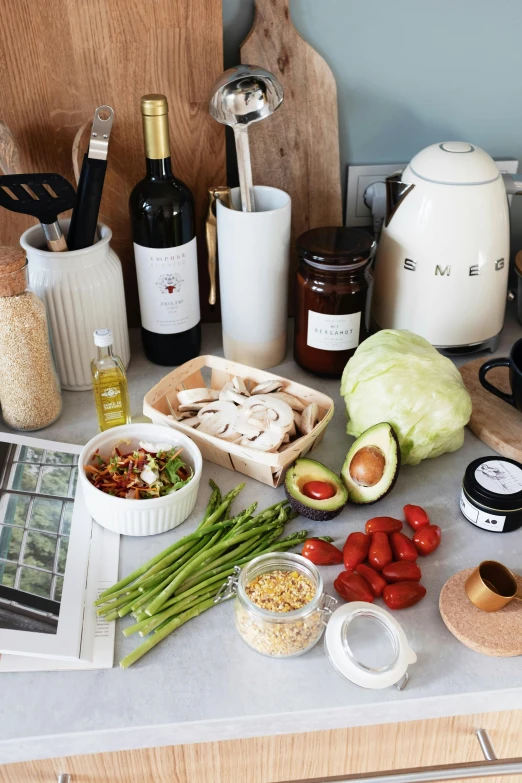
[78,423,202,536]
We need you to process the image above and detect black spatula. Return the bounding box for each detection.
[0,173,76,251]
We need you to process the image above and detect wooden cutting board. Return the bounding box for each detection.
[0,0,225,326]
[460,357,522,462]
[240,0,342,310]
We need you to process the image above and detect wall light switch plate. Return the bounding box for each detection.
[346,159,519,227]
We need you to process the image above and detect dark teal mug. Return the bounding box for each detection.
[479,338,522,410]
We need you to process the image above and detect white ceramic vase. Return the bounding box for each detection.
[20,221,130,391]
[216,186,291,369]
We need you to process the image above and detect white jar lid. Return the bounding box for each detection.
[324,602,417,690]
[93,328,113,347]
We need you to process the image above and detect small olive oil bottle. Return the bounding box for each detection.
[91,328,131,431]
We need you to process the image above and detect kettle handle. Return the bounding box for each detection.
[385,174,415,227]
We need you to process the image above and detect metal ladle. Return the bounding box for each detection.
[209,65,284,213]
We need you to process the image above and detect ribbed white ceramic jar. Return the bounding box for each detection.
[20,220,130,391]
[78,424,202,536]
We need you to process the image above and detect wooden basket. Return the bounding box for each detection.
[143,355,334,487]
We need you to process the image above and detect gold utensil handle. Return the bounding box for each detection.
[206,186,233,306]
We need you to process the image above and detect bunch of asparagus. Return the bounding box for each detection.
[95,480,308,668]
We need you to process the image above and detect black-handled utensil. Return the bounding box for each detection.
[67,105,114,250]
[0,173,76,251]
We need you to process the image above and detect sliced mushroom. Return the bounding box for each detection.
[282,433,290,444]
[220,428,243,443]
[178,402,210,412]
[293,410,302,432]
[240,427,285,452]
[242,394,293,432]
[197,416,229,438]
[251,380,284,395]
[249,408,277,423]
[232,376,249,396]
[232,412,265,437]
[220,386,249,405]
[287,420,296,439]
[181,416,200,428]
[300,402,318,435]
[197,400,238,420]
[177,388,219,406]
[271,392,306,412]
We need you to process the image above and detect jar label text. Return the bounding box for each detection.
[307,311,361,352]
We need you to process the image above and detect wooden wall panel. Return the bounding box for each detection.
[0,0,225,325]
[0,709,520,783]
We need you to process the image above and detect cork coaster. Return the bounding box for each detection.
[439,568,522,657]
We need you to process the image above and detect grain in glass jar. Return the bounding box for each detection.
[0,247,62,431]
[294,227,375,377]
[231,553,336,658]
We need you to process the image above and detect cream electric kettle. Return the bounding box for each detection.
[371,141,519,352]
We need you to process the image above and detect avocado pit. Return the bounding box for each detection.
[349,445,386,487]
[341,422,400,505]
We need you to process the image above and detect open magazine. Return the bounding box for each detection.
[0,431,119,670]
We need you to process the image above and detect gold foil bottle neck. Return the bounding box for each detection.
[140,94,170,159]
[141,94,168,117]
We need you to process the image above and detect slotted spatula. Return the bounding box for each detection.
[0,173,76,251]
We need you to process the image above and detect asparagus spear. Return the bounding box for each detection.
[120,597,217,669]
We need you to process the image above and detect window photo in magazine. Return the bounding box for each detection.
[0,442,78,636]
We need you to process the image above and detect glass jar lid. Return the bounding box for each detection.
[296,227,375,272]
[324,602,417,690]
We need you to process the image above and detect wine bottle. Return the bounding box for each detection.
[129,94,201,365]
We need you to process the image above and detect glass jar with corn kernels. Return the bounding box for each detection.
[219,552,336,658]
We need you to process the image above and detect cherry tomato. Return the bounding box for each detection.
[382,561,422,583]
[355,563,388,597]
[343,532,370,571]
[365,516,403,535]
[301,538,343,566]
[368,531,393,571]
[389,531,418,562]
[413,524,441,556]
[302,481,336,500]
[403,504,430,531]
[334,571,374,603]
[383,581,426,610]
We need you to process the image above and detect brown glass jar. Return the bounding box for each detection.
[294,227,374,378]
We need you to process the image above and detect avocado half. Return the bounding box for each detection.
[341,422,400,504]
[284,457,348,521]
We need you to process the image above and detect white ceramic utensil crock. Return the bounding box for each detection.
[21,219,130,390]
[79,423,202,536]
[216,185,291,369]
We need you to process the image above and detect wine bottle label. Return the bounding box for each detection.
[307,310,361,351]
[133,237,200,334]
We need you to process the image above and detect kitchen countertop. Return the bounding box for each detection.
[1,314,522,765]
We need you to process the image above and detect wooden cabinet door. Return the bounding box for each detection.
[0,709,520,783]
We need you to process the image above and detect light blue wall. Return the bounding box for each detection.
[223,0,522,251]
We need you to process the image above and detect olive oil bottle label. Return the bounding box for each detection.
[307,310,361,351]
[97,380,127,427]
[133,237,200,335]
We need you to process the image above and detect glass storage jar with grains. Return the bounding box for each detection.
[216,552,336,658]
[294,227,375,377]
[0,246,62,430]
